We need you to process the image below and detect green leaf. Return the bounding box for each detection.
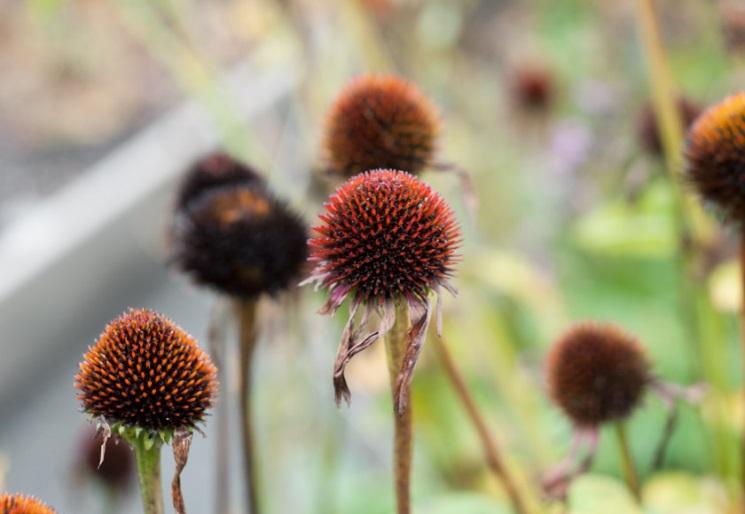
[568,474,641,514]
[642,472,728,514]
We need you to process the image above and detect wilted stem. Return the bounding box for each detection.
[739,236,745,489]
[133,437,164,514]
[208,300,230,514]
[385,301,412,514]
[237,299,260,514]
[433,335,530,514]
[614,423,640,501]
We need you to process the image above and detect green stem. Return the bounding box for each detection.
[237,299,260,514]
[385,301,412,514]
[615,423,640,501]
[133,437,164,514]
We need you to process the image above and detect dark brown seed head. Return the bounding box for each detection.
[547,323,649,427]
[638,97,701,156]
[720,1,745,56]
[0,494,56,514]
[512,66,554,110]
[685,92,745,223]
[172,182,308,298]
[308,169,460,305]
[80,428,134,492]
[323,75,439,178]
[75,309,218,433]
[176,152,263,209]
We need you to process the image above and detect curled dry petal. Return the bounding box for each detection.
[171,428,193,514]
[393,298,432,415]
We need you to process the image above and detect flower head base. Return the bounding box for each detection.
[548,323,649,427]
[75,309,218,434]
[685,92,745,223]
[172,183,308,298]
[176,152,262,209]
[0,494,56,514]
[323,75,439,178]
[305,169,460,409]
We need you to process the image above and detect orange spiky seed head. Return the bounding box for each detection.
[0,494,56,514]
[176,151,263,209]
[75,309,218,433]
[547,323,649,427]
[172,182,308,298]
[307,169,460,306]
[685,92,745,222]
[323,75,439,178]
[639,97,701,156]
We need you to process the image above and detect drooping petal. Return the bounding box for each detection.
[393,298,432,415]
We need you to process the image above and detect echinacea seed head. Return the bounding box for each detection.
[324,75,439,178]
[547,323,649,427]
[307,169,460,306]
[639,97,701,156]
[685,92,745,223]
[512,66,554,110]
[0,494,56,514]
[172,182,308,298]
[75,309,218,433]
[176,152,263,209]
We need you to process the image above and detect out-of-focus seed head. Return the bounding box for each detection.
[638,97,701,156]
[176,152,263,209]
[79,427,134,492]
[172,182,308,298]
[323,75,439,178]
[685,92,745,223]
[512,66,554,110]
[0,494,56,514]
[308,169,460,307]
[547,323,649,427]
[721,1,745,56]
[75,309,218,433]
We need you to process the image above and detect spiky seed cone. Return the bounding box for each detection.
[547,323,649,427]
[324,75,439,178]
[172,183,308,298]
[685,92,745,222]
[0,494,56,514]
[308,169,460,305]
[176,152,262,209]
[512,66,554,110]
[639,97,701,156]
[80,428,134,491]
[75,309,218,433]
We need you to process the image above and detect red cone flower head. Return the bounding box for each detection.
[512,66,554,110]
[547,323,649,427]
[305,169,460,408]
[308,169,459,308]
[75,309,218,433]
[323,75,439,178]
[685,92,745,222]
[0,494,56,514]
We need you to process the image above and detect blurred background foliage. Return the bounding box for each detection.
[2,0,745,512]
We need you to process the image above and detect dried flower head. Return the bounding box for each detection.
[639,97,701,156]
[323,75,439,178]
[76,309,218,433]
[172,182,308,298]
[304,169,460,408]
[685,92,745,222]
[79,427,134,492]
[720,1,745,56]
[547,323,649,427]
[0,494,56,514]
[512,66,554,110]
[176,152,262,209]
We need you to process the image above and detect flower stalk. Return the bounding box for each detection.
[385,301,413,514]
[237,299,260,514]
[133,436,164,514]
[614,423,640,501]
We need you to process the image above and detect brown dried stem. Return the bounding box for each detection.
[237,299,260,514]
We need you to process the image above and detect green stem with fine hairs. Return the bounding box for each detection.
[385,301,413,514]
[133,437,164,514]
[615,423,640,501]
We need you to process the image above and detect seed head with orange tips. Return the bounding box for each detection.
[685,92,745,222]
[75,308,218,434]
[0,494,56,514]
[323,75,440,178]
